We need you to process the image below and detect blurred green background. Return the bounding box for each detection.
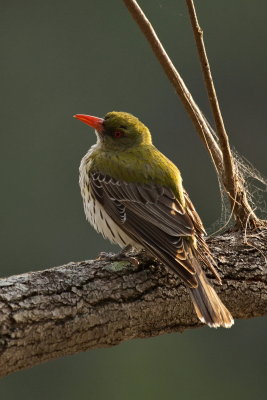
[1,0,266,398]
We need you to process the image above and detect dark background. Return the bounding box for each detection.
[1,0,266,399]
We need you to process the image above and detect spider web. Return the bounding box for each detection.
[203,118,267,234]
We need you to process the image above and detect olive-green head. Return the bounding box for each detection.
[74,111,152,150]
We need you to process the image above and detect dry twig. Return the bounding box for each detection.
[123,0,263,228]
[123,0,223,169]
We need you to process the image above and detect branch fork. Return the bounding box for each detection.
[124,0,265,228]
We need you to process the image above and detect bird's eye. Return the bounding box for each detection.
[113,130,123,139]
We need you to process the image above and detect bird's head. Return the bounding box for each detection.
[74,111,152,150]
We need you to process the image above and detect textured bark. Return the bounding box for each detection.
[0,230,266,377]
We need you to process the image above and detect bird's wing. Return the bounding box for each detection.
[90,172,215,287]
[183,190,221,282]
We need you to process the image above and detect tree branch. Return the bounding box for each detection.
[0,231,266,377]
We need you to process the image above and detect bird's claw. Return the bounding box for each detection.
[98,253,140,267]
[97,246,140,268]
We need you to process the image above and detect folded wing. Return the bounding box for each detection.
[90,172,220,287]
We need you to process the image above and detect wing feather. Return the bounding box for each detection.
[90,172,218,287]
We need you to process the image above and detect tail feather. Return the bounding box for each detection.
[189,264,234,328]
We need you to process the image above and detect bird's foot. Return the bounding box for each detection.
[98,245,140,270]
[98,244,132,261]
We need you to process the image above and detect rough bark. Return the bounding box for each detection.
[0,230,266,377]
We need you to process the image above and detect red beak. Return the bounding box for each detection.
[73,114,104,132]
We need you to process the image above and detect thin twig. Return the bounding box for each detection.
[123,0,261,229]
[184,1,263,228]
[186,0,235,189]
[122,0,223,172]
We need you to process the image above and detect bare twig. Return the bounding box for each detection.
[186,1,235,192]
[0,231,266,377]
[123,0,263,228]
[122,0,223,171]
[185,0,260,228]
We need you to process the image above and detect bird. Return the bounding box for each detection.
[74,111,234,328]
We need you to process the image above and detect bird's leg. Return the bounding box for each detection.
[114,244,134,259]
[98,244,133,261]
[98,244,143,268]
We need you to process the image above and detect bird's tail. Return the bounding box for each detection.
[189,262,234,328]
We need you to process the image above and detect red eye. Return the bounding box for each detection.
[114,130,123,138]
